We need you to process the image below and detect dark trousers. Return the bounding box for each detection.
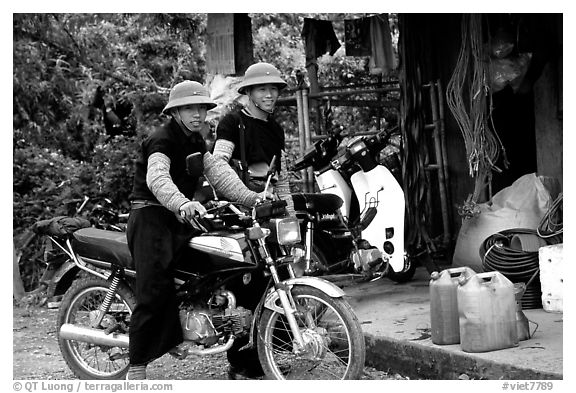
[126,206,195,365]
[224,271,268,373]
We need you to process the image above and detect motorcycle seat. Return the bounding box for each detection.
[291,193,343,215]
[72,228,134,269]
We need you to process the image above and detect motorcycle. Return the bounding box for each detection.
[48,153,366,380]
[18,195,128,308]
[290,126,417,284]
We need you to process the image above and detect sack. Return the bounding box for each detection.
[452,173,552,272]
[33,216,91,236]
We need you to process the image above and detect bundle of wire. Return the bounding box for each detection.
[537,193,563,242]
[480,228,561,309]
[446,14,507,204]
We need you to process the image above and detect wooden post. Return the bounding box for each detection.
[302,89,313,192]
[428,82,451,246]
[296,90,308,188]
[306,61,320,97]
[436,79,452,214]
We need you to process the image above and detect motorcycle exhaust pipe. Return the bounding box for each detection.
[59,324,236,356]
[59,323,129,348]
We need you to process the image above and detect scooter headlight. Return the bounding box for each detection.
[275,217,301,245]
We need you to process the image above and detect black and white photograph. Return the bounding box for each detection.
[10,5,568,388]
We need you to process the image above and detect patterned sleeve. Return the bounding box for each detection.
[146,152,190,213]
[212,139,235,163]
[275,152,295,214]
[203,152,260,206]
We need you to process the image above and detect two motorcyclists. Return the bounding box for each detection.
[40,61,366,381]
[127,63,291,380]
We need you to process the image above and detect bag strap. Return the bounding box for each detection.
[238,114,250,185]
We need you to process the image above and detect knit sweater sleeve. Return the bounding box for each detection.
[275,153,295,214]
[212,139,235,162]
[203,152,260,206]
[146,152,190,213]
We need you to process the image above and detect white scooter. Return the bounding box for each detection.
[290,127,417,283]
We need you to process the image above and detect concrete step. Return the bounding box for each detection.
[343,267,563,380]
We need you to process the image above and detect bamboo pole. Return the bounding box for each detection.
[302,89,313,192]
[295,89,308,188]
[276,86,401,105]
[428,82,451,246]
[309,87,400,98]
[436,78,452,221]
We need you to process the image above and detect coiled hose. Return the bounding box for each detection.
[480,228,561,309]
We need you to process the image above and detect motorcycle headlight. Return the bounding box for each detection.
[274,217,301,245]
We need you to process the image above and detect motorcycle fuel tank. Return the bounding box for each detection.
[176,232,255,277]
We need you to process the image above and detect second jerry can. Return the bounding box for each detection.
[457,271,518,353]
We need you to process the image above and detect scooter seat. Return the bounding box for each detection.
[291,193,343,215]
[72,228,134,269]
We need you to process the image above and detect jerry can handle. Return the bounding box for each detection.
[446,267,473,278]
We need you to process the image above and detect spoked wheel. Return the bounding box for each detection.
[257,286,365,380]
[57,277,135,379]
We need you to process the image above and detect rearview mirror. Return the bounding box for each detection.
[186,152,204,178]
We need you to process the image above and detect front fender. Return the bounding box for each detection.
[263,276,345,314]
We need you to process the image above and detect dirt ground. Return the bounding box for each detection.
[12,303,396,380]
[12,304,238,380]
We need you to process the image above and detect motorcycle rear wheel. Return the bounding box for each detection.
[57,277,135,380]
[257,286,365,380]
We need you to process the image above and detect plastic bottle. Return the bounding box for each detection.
[457,271,518,352]
[429,267,476,344]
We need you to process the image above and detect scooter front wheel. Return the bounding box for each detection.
[57,277,135,379]
[257,286,365,380]
[385,253,417,283]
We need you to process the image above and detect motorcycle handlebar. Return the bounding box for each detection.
[370,126,399,152]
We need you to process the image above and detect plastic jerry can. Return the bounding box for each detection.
[457,271,518,352]
[429,267,476,344]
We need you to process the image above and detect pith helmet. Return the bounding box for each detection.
[162,80,217,114]
[237,62,287,95]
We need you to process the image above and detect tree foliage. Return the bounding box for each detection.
[13,14,208,228]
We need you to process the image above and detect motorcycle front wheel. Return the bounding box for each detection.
[257,286,365,380]
[57,277,135,379]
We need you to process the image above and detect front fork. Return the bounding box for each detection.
[304,220,314,274]
[256,238,308,353]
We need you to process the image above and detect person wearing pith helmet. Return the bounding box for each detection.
[212,62,295,379]
[236,61,288,96]
[125,80,262,380]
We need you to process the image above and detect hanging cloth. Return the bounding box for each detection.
[301,18,341,61]
[368,14,397,75]
[344,18,371,57]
